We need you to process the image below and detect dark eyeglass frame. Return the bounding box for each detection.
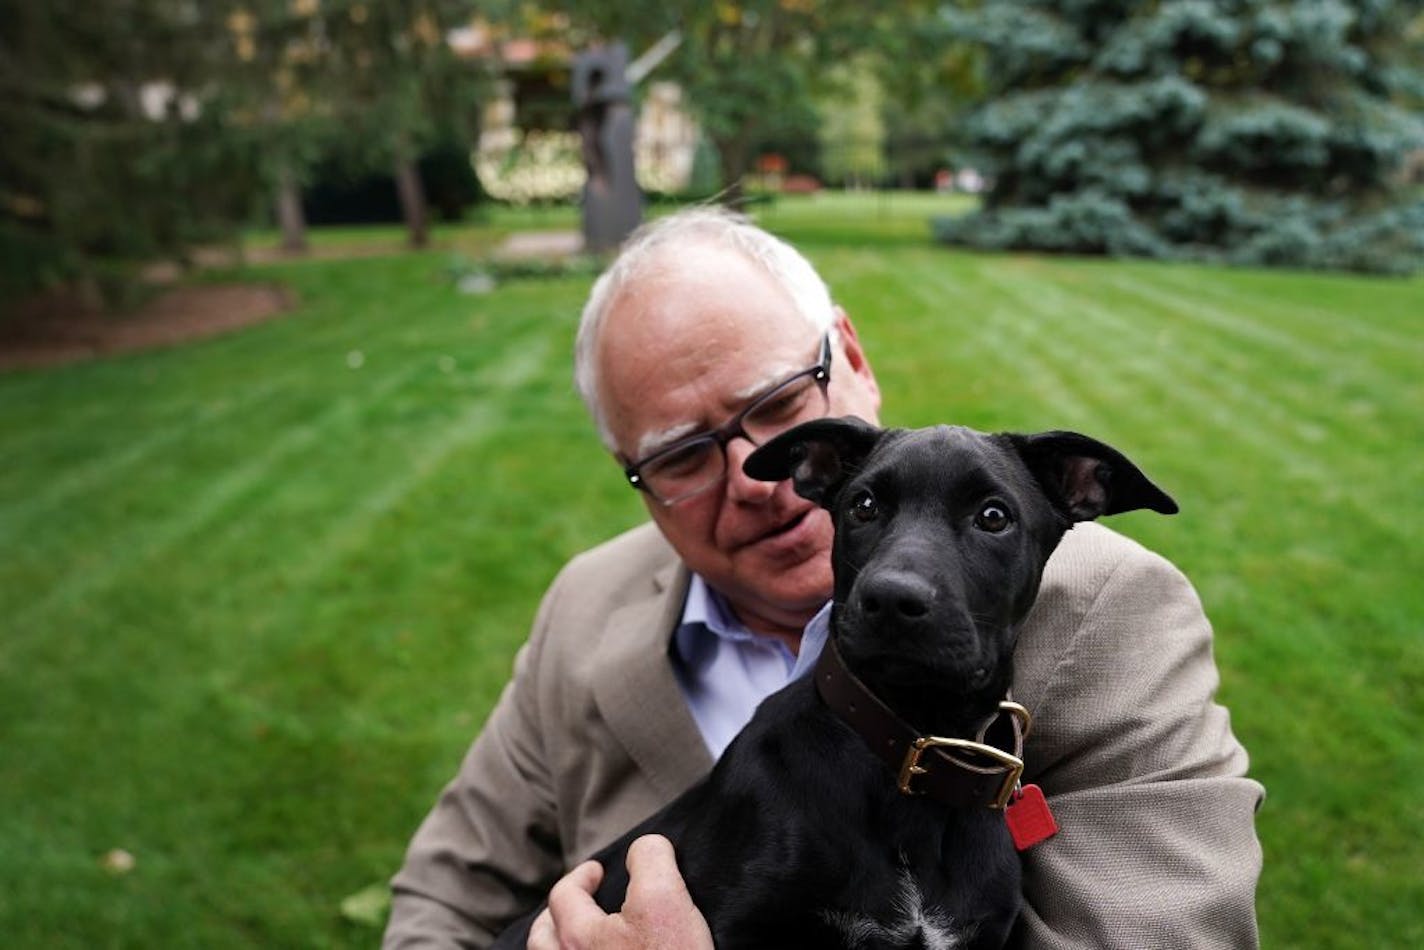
[624,331,833,505]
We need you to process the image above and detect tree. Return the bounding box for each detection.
[222,1,338,256]
[226,2,495,252]
[818,59,887,189]
[0,0,264,303]
[0,1,493,308]
[872,16,984,188]
[935,0,1424,273]
[312,1,491,248]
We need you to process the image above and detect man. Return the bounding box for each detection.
[385,208,1264,949]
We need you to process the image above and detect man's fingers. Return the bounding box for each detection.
[622,835,688,907]
[545,859,608,940]
[560,858,606,897]
[525,907,557,950]
[529,838,711,950]
[528,861,602,950]
[619,835,714,948]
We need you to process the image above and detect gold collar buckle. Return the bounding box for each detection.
[897,735,1025,810]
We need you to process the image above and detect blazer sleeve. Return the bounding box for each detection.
[1014,540,1265,949]
[383,575,568,949]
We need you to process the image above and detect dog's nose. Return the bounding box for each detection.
[857,570,936,623]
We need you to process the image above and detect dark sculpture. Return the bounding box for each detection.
[571,42,642,253]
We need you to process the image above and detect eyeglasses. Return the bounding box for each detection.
[625,332,833,506]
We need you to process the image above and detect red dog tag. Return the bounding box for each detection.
[1005,784,1058,851]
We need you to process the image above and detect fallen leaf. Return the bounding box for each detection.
[101,849,136,875]
[340,882,391,928]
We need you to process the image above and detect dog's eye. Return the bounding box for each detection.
[974,502,1013,533]
[848,490,879,523]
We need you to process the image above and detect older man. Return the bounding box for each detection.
[385,208,1263,949]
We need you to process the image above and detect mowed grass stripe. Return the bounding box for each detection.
[5,358,431,634]
[1146,265,1424,354]
[0,369,311,539]
[975,260,1397,507]
[1098,266,1411,386]
[964,260,1314,453]
[1,254,573,625]
[5,304,551,636]
[1095,268,1419,440]
[839,247,1341,474]
[822,248,1106,429]
[287,337,552,587]
[1034,270,1356,457]
[935,265,1106,425]
[1062,267,1420,525]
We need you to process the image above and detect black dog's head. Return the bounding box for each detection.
[745,417,1176,733]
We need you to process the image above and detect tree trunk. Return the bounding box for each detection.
[714,135,751,209]
[275,164,308,255]
[394,153,429,249]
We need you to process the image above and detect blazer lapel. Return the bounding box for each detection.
[592,561,714,799]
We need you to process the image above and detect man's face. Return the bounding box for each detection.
[596,243,881,638]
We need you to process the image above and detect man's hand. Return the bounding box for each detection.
[526,834,714,950]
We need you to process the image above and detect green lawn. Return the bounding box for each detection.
[2,193,1420,947]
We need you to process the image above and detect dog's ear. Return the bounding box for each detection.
[743,416,884,506]
[1008,430,1178,520]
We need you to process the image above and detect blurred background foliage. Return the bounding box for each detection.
[1,0,495,304]
[3,0,1419,309]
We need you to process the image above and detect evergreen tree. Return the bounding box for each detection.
[0,0,264,302]
[935,0,1424,273]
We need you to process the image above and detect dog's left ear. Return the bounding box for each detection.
[744,416,884,507]
[1008,430,1178,520]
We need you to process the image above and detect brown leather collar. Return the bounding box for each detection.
[813,637,1029,810]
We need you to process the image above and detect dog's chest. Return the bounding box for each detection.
[818,865,965,950]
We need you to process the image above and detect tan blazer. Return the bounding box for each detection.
[386,521,1263,948]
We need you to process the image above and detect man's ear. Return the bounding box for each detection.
[743,416,884,507]
[1007,430,1179,520]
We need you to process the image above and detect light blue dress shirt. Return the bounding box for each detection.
[671,573,832,759]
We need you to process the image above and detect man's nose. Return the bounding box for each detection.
[724,436,778,503]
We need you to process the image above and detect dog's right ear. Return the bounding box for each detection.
[1008,430,1179,520]
[743,416,884,507]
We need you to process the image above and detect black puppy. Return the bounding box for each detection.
[495,417,1176,949]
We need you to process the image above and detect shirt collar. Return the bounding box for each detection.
[675,573,832,679]
[679,573,750,642]
[791,600,832,680]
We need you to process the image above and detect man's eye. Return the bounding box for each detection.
[974,502,1013,533]
[745,380,814,432]
[649,443,712,478]
[848,490,879,523]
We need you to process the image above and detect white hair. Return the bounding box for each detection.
[574,206,838,452]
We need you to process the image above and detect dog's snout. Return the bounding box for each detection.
[857,570,936,623]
